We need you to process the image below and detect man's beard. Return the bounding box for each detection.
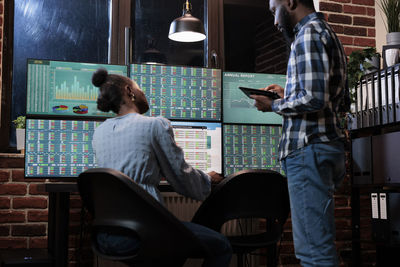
[280,9,295,44]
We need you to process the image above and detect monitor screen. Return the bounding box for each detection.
[26,59,127,118]
[223,72,286,124]
[223,124,281,176]
[25,118,101,178]
[171,121,222,174]
[130,64,222,121]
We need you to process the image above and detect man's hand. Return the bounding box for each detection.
[208,171,224,184]
[251,95,273,112]
[250,84,284,112]
[264,84,284,98]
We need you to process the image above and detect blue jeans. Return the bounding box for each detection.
[97,222,232,267]
[281,141,345,267]
[182,222,232,267]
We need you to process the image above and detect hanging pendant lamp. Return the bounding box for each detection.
[168,0,206,42]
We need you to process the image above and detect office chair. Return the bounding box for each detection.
[192,169,290,267]
[77,168,209,267]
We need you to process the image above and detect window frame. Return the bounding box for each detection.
[0,0,15,152]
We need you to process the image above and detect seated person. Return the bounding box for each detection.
[91,69,232,267]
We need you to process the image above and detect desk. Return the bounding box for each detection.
[45,183,78,267]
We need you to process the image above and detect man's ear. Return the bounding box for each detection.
[288,0,297,10]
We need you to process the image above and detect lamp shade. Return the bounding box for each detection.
[168,11,206,42]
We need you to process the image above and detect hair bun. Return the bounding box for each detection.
[92,68,108,87]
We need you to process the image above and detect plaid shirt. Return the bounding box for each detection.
[271,12,349,160]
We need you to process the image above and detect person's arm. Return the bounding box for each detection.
[271,26,331,116]
[151,117,212,201]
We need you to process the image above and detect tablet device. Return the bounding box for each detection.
[239,87,280,100]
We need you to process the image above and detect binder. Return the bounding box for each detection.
[371,191,400,245]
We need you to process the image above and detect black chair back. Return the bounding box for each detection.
[192,169,290,232]
[78,168,208,266]
[191,169,290,267]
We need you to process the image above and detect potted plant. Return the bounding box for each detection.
[347,47,381,108]
[12,115,26,152]
[379,0,400,66]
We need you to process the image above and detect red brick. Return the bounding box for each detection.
[11,224,46,236]
[13,197,48,209]
[0,210,25,223]
[328,14,352,25]
[70,196,82,209]
[0,170,10,182]
[335,207,352,217]
[0,184,27,195]
[0,226,10,236]
[335,219,352,230]
[331,24,344,34]
[336,229,352,240]
[354,37,375,47]
[11,169,25,182]
[338,35,353,45]
[352,0,374,6]
[353,16,375,27]
[344,26,367,36]
[366,7,375,16]
[0,3,3,14]
[330,0,351,3]
[0,238,27,249]
[28,183,48,195]
[368,28,375,37]
[343,4,366,15]
[0,157,24,168]
[335,195,350,206]
[0,197,10,209]
[29,237,47,248]
[320,2,343,13]
[27,210,48,222]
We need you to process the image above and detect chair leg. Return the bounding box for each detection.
[237,253,244,267]
[266,244,277,267]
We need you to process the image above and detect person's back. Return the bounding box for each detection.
[93,113,211,203]
[90,69,232,267]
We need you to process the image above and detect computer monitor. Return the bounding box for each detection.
[26,59,127,118]
[25,118,101,178]
[130,64,222,121]
[223,71,286,124]
[171,121,222,174]
[25,118,222,178]
[223,123,281,176]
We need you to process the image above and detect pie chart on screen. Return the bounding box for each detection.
[73,104,89,114]
[52,105,68,113]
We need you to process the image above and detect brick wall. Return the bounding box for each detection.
[0,155,88,266]
[320,0,376,55]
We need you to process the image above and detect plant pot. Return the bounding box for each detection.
[385,49,400,67]
[16,128,25,152]
[365,55,381,73]
[387,32,400,45]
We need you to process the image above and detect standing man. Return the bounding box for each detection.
[251,0,349,266]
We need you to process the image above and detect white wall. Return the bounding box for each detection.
[314,0,319,12]
[376,0,387,54]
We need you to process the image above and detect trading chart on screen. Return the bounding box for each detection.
[25,118,101,178]
[26,59,127,118]
[131,64,221,121]
[171,121,222,173]
[223,124,281,176]
[223,72,286,124]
